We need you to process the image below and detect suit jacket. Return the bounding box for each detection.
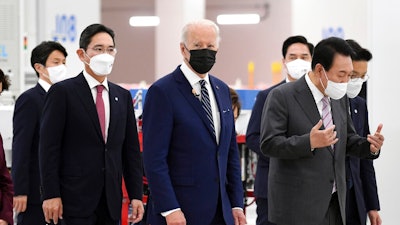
[12,84,46,205]
[347,96,380,224]
[0,134,13,225]
[260,76,378,225]
[39,73,143,220]
[246,80,285,198]
[142,66,243,225]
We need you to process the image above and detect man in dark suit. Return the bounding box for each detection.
[142,19,246,225]
[260,37,384,225]
[345,40,381,225]
[12,41,68,225]
[39,24,144,225]
[246,35,313,225]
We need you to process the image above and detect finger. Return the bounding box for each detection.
[313,120,323,130]
[375,123,383,134]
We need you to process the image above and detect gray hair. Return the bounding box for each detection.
[181,19,221,47]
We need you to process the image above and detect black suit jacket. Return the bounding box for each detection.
[346,96,380,224]
[39,73,143,220]
[260,76,378,225]
[12,84,46,204]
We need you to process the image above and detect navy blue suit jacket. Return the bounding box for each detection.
[245,80,285,198]
[39,73,143,220]
[12,84,46,205]
[142,66,243,225]
[347,96,380,224]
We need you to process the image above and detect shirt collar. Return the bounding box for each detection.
[305,72,325,103]
[180,61,211,86]
[38,78,51,92]
[83,70,109,91]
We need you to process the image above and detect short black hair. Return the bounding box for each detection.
[282,35,314,58]
[0,68,11,91]
[30,41,68,77]
[79,24,115,50]
[311,37,355,71]
[346,39,372,61]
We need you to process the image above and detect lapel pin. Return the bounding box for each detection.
[192,89,200,98]
[115,97,118,101]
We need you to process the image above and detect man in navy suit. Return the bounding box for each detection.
[39,24,144,225]
[345,40,381,225]
[246,35,313,225]
[12,41,68,225]
[142,19,246,225]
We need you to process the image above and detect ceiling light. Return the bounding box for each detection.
[129,16,160,27]
[216,14,260,25]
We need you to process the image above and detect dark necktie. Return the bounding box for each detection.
[96,85,106,140]
[199,80,215,136]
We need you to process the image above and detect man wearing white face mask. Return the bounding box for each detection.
[246,35,313,225]
[260,37,385,225]
[12,41,68,225]
[39,24,144,225]
[345,39,381,225]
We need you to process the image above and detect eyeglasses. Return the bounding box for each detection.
[350,74,369,83]
[89,46,117,55]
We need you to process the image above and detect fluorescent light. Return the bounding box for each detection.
[217,14,260,25]
[129,16,160,27]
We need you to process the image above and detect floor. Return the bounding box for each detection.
[245,197,257,225]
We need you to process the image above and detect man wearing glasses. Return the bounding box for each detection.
[39,24,144,225]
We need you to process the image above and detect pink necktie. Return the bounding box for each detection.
[322,97,333,129]
[96,85,106,140]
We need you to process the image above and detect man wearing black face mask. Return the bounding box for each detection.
[143,19,246,225]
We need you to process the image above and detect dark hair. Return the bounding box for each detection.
[282,35,314,58]
[30,41,68,77]
[0,68,11,91]
[229,87,241,117]
[345,39,372,61]
[79,24,115,50]
[311,37,355,71]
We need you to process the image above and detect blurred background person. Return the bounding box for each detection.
[0,68,14,225]
[345,39,381,225]
[12,41,68,225]
[229,87,241,122]
[246,35,314,225]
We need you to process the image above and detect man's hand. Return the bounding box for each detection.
[13,195,28,213]
[42,197,63,224]
[128,199,144,224]
[310,120,338,149]
[368,124,384,153]
[165,209,186,225]
[232,208,247,225]
[368,210,382,225]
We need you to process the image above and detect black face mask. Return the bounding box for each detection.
[188,48,217,74]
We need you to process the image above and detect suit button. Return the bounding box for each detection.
[105,148,108,152]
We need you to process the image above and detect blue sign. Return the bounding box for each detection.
[52,14,77,43]
[322,27,345,39]
[0,45,8,58]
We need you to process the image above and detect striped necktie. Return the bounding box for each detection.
[199,79,215,136]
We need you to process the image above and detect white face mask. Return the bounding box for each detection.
[320,67,348,100]
[346,80,363,98]
[85,53,115,76]
[285,59,311,79]
[44,64,68,84]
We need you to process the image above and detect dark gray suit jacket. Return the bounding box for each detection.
[260,76,378,225]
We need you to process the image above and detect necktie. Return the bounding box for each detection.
[322,96,333,129]
[96,85,106,140]
[199,80,215,136]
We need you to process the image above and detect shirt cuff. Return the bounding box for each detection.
[161,208,181,217]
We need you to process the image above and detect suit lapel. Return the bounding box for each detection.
[174,68,216,141]
[107,83,121,142]
[293,77,321,126]
[73,73,104,141]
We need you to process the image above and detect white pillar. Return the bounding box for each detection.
[155,0,205,79]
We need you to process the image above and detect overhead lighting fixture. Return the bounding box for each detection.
[217,14,261,25]
[129,16,160,27]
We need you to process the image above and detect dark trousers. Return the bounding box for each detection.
[320,192,343,225]
[210,193,226,225]
[62,191,118,225]
[255,197,276,225]
[16,203,46,225]
[346,188,362,225]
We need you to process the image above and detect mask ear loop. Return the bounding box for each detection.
[319,66,329,91]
